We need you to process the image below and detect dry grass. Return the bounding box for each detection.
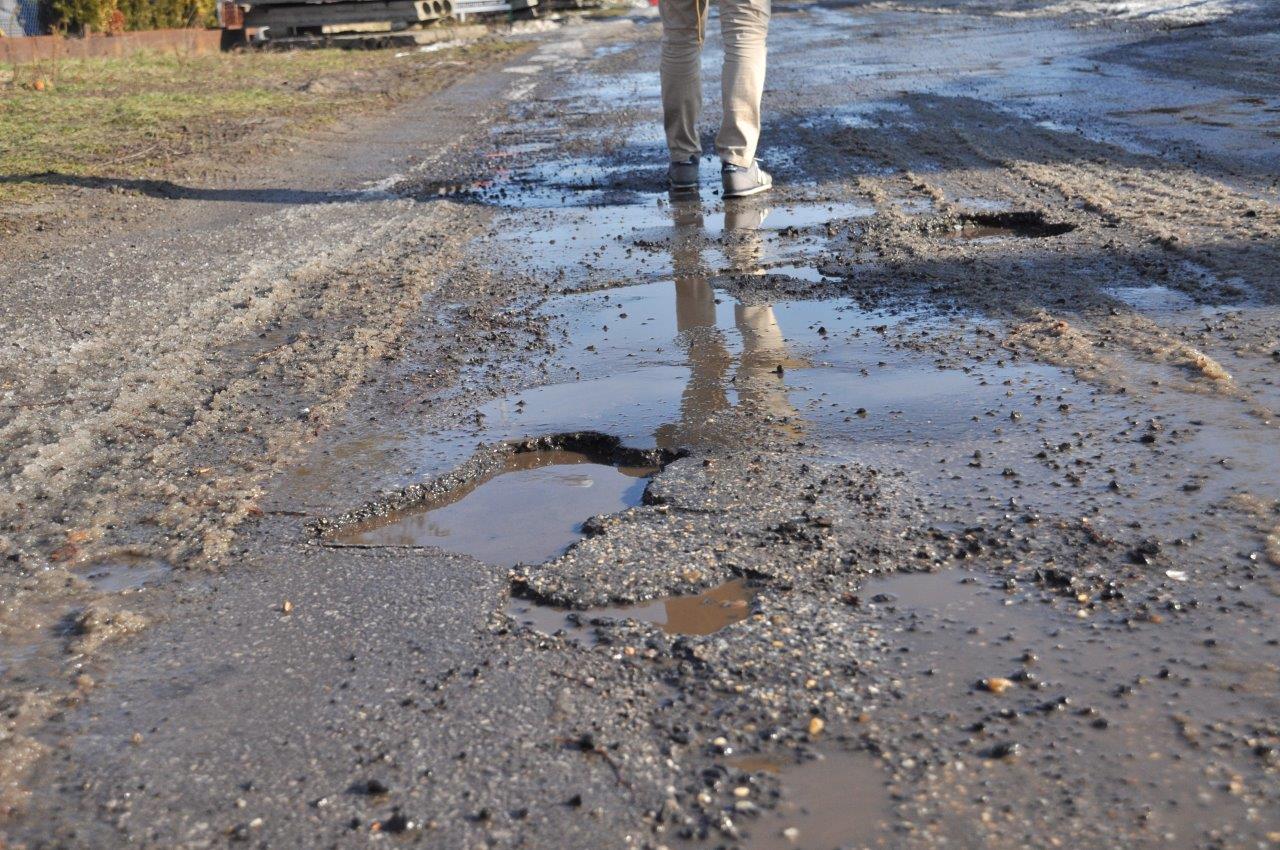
[0,38,519,203]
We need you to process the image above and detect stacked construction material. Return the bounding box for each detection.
[450,0,515,15]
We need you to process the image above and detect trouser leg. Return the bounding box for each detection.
[660,0,709,162]
[716,0,770,167]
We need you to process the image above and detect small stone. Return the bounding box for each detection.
[984,741,1020,760]
[281,600,293,615]
[980,677,1015,695]
[807,717,825,736]
[360,779,389,796]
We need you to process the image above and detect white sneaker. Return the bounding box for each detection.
[722,160,772,198]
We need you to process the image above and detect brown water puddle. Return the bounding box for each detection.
[335,449,656,566]
[507,578,757,641]
[717,750,893,850]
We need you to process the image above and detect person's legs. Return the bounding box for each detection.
[716,0,770,167]
[660,0,710,164]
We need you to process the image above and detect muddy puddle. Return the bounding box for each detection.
[507,578,757,643]
[517,280,1069,450]
[334,449,656,566]
[722,749,894,850]
[861,569,1274,843]
[758,263,839,283]
[303,246,1077,507]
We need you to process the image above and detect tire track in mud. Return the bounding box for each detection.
[0,201,493,820]
[0,203,483,567]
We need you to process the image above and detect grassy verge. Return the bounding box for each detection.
[0,38,520,204]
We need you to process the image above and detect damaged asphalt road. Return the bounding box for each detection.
[3,1,1280,848]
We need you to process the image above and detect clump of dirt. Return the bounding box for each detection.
[1002,311,1126,388]
[66,605,148,655]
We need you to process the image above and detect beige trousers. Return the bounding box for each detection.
[659,0,770,167]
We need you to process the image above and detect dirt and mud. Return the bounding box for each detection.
[2,0,1278,848]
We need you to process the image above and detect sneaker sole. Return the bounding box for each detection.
[669,180,699,190]
[723,182,772,198]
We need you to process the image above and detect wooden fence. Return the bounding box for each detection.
[0,27,221,64]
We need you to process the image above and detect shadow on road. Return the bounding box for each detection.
[0,172,384,205]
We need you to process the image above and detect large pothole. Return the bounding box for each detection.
[935,211,1077,240]
[322,435,667,567]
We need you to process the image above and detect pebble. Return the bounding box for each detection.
[980,677,1015,695]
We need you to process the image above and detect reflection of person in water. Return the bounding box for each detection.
[655,198,804,450]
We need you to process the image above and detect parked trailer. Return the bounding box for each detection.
[218,0,544,46]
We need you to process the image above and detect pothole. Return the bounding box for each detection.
[328,439,663,567]
[756,263,840,283]
[723,748,893,850]
[937,211,1076,240]
[507,578,758,642]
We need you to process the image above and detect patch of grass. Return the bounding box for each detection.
[0,39,520,203]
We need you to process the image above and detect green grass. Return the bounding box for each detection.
[0,40,518,203]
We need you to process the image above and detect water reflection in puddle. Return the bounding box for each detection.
[532,277,1062,449]
[759,263,839,283]
[492,187,870,277]
[335,450,656,566]
[299,181,1081,514]
[508,578,756,641]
